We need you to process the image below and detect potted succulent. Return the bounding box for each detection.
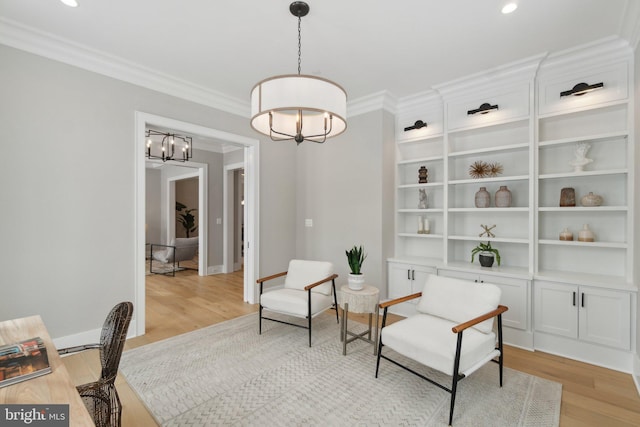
[471,241,501,267]
[345,245,367,290]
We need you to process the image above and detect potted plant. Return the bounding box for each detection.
[345,245,367,290]
[176,202,198,238]
[471,241,501,267]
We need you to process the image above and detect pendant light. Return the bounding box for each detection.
[250,2,347,144]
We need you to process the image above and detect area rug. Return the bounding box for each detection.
[120,314,561,426]
[145,260,185,276]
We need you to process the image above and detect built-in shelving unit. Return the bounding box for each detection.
[388,38,636,370]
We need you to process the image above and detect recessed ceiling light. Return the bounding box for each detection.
[60,0,79,7]
[501,2,517,14]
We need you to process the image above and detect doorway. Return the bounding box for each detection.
[134,112,260,337]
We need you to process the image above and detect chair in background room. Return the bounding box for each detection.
[59,302,133,427]
[149,236,198,276]
[375,275,508,426]
[257,259,339,347]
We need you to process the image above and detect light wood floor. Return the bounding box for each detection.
[62,270,640,426]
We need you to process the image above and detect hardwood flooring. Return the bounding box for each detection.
[61,269,640,426]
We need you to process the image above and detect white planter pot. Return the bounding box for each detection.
[348,273,365,290]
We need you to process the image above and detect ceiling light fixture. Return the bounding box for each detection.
[250,1,347,145]
[145,129,193,162]
[501,2,518,14]
[560,82,604,97]
[467,103,499,115]
[60,0,79,7]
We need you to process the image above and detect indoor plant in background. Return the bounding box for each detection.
[345,245,367,290]
[176,202,198,238]
[471,241,501,268]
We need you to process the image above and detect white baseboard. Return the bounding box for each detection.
[207,265,224,275]
[53,316,138,352]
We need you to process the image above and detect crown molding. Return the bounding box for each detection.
[0,17,250,117]
[347,90,397,117]
[620,0,640,50]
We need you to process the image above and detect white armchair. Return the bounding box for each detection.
[149,237,198,276]
[375,274,508,426]
[257,259,339,347]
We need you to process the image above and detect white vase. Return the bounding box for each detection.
[348,273,365,290]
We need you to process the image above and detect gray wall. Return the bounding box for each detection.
[294,110,395,295]
[145,168,162,245]
[0,44,297,339]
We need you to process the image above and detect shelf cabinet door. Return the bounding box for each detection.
[387,262,436,317]
[438,269,529,330]
[579,287,631,349]
[534,281,578,339]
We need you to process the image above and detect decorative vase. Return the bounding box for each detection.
[578,224,595,242]
[475,187,490,208]
[495,185,512,207]
[559,187,576,207]
[348,273,365,290]
[581,192,603,207]
[418,166,428,183]
[418,188,428,209]
[479,252,495,267]
[559,227,573,241]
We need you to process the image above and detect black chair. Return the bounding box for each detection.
[59,302,133,427]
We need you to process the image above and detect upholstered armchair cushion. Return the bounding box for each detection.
[380,314,497,376]
[283,259,334,296]
[152,237,198,263]
[260,288,334,317]
[416,274,501,334]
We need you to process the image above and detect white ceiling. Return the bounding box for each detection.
[1,0,638,109]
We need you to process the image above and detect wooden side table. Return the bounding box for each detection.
[338,284,380,355]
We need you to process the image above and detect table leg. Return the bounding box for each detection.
[342,303,348,356]
[373,304,379,356]
[367,313,372,340]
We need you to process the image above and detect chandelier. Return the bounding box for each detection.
[250,1,347,144]
[145,129,193,162]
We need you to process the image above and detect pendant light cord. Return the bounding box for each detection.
[297,15,302,75]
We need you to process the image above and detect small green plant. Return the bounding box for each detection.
[471,241,501,266]
[176,201,198,238]
[345,245,367,275]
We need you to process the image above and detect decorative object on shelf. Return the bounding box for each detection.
[345,245,367,290]
[569,142,593,172]
[487,162,504,177]
[559,187,576,207]
[559,227,574,241]
[404,120,428,132]
[475,187,491,208]
[471,241,501,267]
[418,189,428,209]
[560,81,604,97]
[146,129,193,162]
[479,224,496,238]
[417,216,430,234]
[250,1,347,144]
[581,192,603,207]
[494,185,512,207]
[468,161,503,179]
[577,224,595,242]
[469,160,489,179]
[418,166,428,183]
[467,102,499,115]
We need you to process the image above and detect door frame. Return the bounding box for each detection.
[134,111,260,337]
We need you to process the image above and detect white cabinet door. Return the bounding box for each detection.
[387,262,436,317]
[438,269,529,330]
[579,287,631,349]
[534,281,578,339]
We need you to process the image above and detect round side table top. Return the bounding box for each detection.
[338,284,380,314]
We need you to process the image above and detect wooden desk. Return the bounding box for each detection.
[0,315,94,426]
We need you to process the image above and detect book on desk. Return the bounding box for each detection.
[0,336,51,388]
